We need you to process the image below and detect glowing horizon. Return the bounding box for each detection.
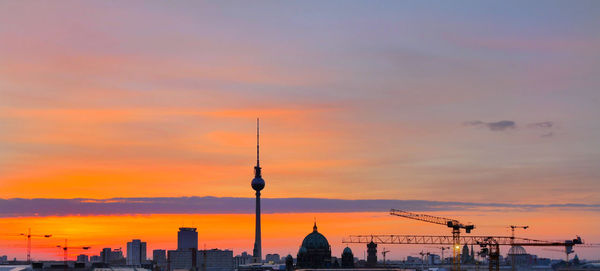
[0,211,597,262]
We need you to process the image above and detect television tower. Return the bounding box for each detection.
[251,118,265,263]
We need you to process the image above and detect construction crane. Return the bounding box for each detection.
[1,228,52,262]
[21,228,52,263]
[56,239,91,269]
[381,247,390,267]
[343,235,583,271]
[390,209,474,271]
[509,226,529,238]
[547,243,600,263]
[508,225,528,271]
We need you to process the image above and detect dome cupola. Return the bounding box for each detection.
[300,222,330,250]
[508,246,527,255]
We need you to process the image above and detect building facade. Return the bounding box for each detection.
[100,248,126,265]
[178,228,198,251]
[233,252,253,268]
[168,250,196,271]
[127,239,147,266]
[101,248,112,264]
[198,249,233,271]
[265,254,280,263]
[168,249,233,271]
[76,254,89,263]
[153,250,167,271]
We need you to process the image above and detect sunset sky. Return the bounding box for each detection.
[1,0,599,261]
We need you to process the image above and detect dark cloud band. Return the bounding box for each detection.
[0,197,598,217]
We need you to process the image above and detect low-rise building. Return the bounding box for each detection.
[234,252,253,268]
[168,250,196,271]
[168,249,233,271]
[153,249,167,271]
[198,249,233,271]
[76,254,89,263]
[265,254,280,264]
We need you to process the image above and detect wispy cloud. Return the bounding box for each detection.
[528,121,554,129]
[1,197,598,217]
[465,120,556,137]
[528,121,555,138]
[541,132,554,138]
[464,120,516,131]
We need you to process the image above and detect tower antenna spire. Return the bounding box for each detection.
[257,118,260,167]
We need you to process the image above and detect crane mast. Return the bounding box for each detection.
[381,247,390,267]
[0,228,53,262]
[509,225,528,271]
[20,228,52,263]
[56,239,91,271]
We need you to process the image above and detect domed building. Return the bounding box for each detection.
[507,246,531,266]
[508,245,527,255]
[341,247,354,268]
[297,223,332,268]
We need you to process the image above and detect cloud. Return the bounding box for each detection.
[528,121,554,129]
[527,121,555,137]
[465,120,556,137]
[0,197,598,217]
[487,120,516,131]
[465,120,516,131]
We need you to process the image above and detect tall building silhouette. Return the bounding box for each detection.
[178,227,198,251]
[251,119,265,263]
[126,239,147,266]
[101,248,112,263]
[366,241,377,267]
[170,227,199,271]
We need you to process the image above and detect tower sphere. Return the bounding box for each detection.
[252,176,265,191]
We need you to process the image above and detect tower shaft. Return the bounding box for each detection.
[253,191,261,262]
